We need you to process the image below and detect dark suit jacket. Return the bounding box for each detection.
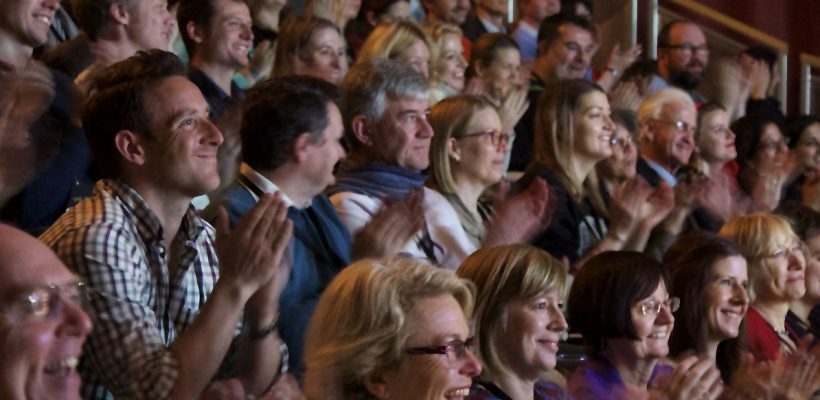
[460,12,489,43]
[636,157,663,189]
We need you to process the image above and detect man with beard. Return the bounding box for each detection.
[648,20,709,104]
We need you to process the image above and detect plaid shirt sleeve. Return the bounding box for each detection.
[50,222,180,399]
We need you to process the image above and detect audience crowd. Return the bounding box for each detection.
[3,0,820,399]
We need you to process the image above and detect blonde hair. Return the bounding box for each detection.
[719,213,799,299]
[427,95,496,194]
[422,21,462,87]
[356,20,434,66]
[456,245,566,380]
[304,257,475,400]
[532,79,607,213]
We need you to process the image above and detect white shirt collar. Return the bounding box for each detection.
[240,163,307,208]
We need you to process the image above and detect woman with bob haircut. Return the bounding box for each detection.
[465,33,521,102]
[427,95,509,247]
[424,22,468,104]
[719,214,807,362]
[273,16,348,84]
[663,232,748,382]
[456,244,569,399]
[355,20,433,78]
[566,251,723,399]
[303,257,482,399]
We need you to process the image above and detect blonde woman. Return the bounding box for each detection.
[424,22,467,104]
[304,257,482,400]
[355,20,433,77]
[457,245,569,399]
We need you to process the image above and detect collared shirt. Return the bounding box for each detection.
[40,179,221,400]
[644,158,678,186]
[239,162,301,208]
[188,66,245,122]
[479,15,507,33]
[513,20,538,61]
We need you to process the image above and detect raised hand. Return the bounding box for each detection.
[351,189,425,259]
[657,355,723,400]
[484,177,551,247]
[497,87,529,135]
[246,40,277,85]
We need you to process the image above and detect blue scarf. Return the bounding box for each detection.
[327,163,427,200]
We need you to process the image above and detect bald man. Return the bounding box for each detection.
[0,224,92,400]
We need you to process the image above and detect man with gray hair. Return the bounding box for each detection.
[636,87,697,188]
[329,59,474,269]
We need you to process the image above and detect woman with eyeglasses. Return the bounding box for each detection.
[303,257,482,400]
[428,95,513,247]
[783,115,820,209]
[732,114,793,212]
[663,232,749,383]
[719,213,807,362]
[595,108,639,201]
[566,251,723,400]
[456,245,569,400]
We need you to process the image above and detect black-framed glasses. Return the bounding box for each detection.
[634,297,680,316]
[406,337,475,367]
[610,135,635,150]
[455,130,513,147]
[661,43,709,56]
[651,119,696,135]
[799,139,820,149]
[1,281,87,321]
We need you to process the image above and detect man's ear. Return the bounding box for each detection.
[361,371,391,400]
[640,122,655,142]
[186,21,206,45]
[351,115,374,147]
[293,132,313,163]
[110,2,131,25]
[114,130,147,166]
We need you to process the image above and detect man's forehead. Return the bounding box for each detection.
[144,76,209,122]
[0,226,72,291]
[670,23,706,44]
[559,24,592,44]
[660,101,695,121]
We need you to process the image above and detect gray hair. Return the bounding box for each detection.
[340,59,430,145]
[637,87,695,124]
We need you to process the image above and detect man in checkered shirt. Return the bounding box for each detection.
[40,49,293,399]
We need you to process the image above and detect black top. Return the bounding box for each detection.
[187,67,244,122]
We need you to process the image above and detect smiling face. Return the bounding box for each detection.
[543,24,595,80]
[128,0,176,51]
[480,47,520,99]
[597,124,637,181]
[573,91,615,162]
[0,0,59,48]
[704,256,749,342]
[449,106,505,187]
[197,0,254,68]
[660,22,708,91]
[795,123,820,171]
[140,76,224,197]
[644,101,696,171]
[752,123,789,170]
[494,290,567,378]
[697,108,736,164]
[608,281,675,362]
[432,33,466,91]
[0,225,92,400]
[754,235,806,304]
[296,27,348,84]
[397,39,431,78]
[379,294,482,400]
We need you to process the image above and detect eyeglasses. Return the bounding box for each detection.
[661,43,710,56]
[634,297,680,316]
[406,337,475,367]
[651,119,696,135]
[760,242,803,260]
[758,137,790,151]
[610,135,635,150]
[799,139,820,149]
[455,130,514,148]
[1,281,87,321]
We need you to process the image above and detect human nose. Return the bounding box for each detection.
[656,303,675,325]
[43,0,61,10]
[458,347,483,377]
[418,115,434,138]
[731,283,749,305]
[241,24,253,41]
[457,54,468,69]
[58,297,93,337]
[549,303,568,332]
[203,119,224,146]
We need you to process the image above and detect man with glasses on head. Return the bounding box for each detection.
[0,223,93,400]
[648,20,710,105]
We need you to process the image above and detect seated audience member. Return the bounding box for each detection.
[0,224,93,400]
[345,0,411,59]
[460,0,508,42]
[636,88,697,188]
[719,214,807,362]
[595,108,639,201]
[664,232,748,382]
[784,115,820,208]
[329,59,472,268]
[738,46,784,124]
[512,0,560,63]
[71,0,177,92]
[515,79,667,264]
[732,114,792,212]
[648,20,709,105]
[423,0,470,26]
[273,16,348,84]
[424,22,468,104]
[457,244,569,399]
[466,33,522,102]
[356,20,433,77]
[427,95,509,247]
[775,202,820,338]
[177,0,253,122]
[510,14,596,171]
[210,75,350,373]
[567,251,723,399]
[40,50,293,399]
[303,257,482,399]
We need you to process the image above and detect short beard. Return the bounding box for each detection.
[669,68,703,91]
